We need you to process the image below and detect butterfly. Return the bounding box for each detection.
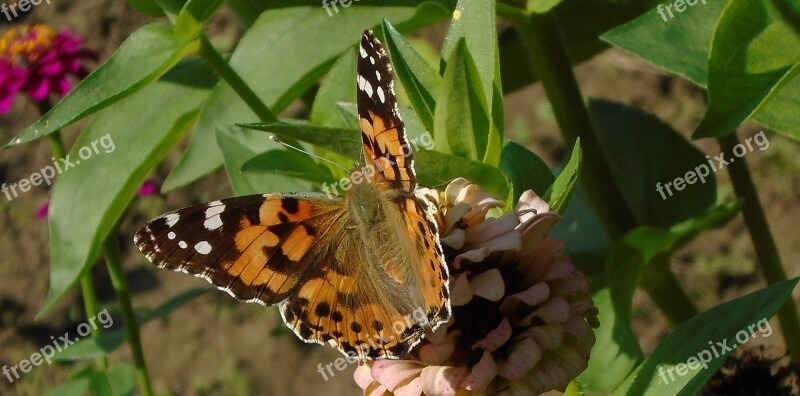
[134,30,451,360]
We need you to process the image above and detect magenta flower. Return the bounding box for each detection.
[137,180,160,197]
[36,202,49,219]
[0,25,97,113]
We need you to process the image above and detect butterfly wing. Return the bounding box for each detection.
[134,193,345,305]
[357,30,416,193]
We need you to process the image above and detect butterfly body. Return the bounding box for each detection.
[135,30,450,360]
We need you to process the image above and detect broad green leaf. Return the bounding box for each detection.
[383,20,441,133]
[239,122,509,199]
[242,149,336,185]
[6,24,197,149]
[601,0,800,140]
[588,100,716,228]
[242,123,362,160]
[163,1,451,191]
[216,126,313,196]
[310,49,357,128]
[435,40,491,161]
[614,278,799,395]
[543,138,581,214]
[174,0,225,40]
[550,183,611,276]
[37,63,213,317]
[499,142,553,205]
[441,0,503,165]
[695,0,800,138]
[225,0,268,26]
[579,284,643,393]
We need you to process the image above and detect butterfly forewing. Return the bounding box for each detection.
[135,194,344,304]
[357,30,416,192]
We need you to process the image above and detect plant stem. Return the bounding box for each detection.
[499,5,698,324]
[105,232,152,396]
[35,99,108,369]
[197,34,277,122]
[718,133,800,361]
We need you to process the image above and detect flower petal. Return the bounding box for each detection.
[354,363,376,390]
[449,272,474,306]
[371,360,424,391]
[468,269,505,302]
[460,351,498,393]
[419,331,458,364]
[420,365,468,396]
[472,318,512,352]
[496,338,543,380]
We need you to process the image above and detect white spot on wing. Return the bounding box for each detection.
[194,241,212,255]
[168,231,176,240]
[377,86,385,103]
[360,46,368,58]
[165,213,179,228]
[179,241,188,249]
[375,70,381,80]
[204,204,226,231]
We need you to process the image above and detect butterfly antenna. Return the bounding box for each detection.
[269,135,349,172]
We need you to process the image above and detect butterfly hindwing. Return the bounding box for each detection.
[135,194,345,305]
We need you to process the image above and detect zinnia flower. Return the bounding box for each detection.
[0,24,97,113]
[355,178,599,395]
[36,202,48,219]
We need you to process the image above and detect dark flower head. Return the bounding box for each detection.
[0,24,97,113]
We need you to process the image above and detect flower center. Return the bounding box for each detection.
[0,25,56,67]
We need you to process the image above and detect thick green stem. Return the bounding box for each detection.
[105,233,152,396]
[198,34,277,122]
[718,133,800,361]
[499,5,698,324]
[35,99,108,369]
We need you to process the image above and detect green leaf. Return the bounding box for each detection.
[137,287,211,322]
[216,126,313,196]
[239,122,509,199]
[242,149,336,185]
[383,20,441,133]
[579,284,643,393]
[550,183,611,276]
[544,138,581,214]
[499,142,553,205]
[601,0,800,140]
[37,65,213,318]
[163,1,450,191]
[310,49,357,128]
[127,0,166,16]
[694,0,800,138]
[52,331,126,362]
[44,364,136,396]
[588,100,716,228]
[174,0,224,41]
[614,278,800,395]
[435,39,491,161]
[773,0,800,34]
[441,0,503,165]
[529,0,564,14]
[6,24,197,149]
